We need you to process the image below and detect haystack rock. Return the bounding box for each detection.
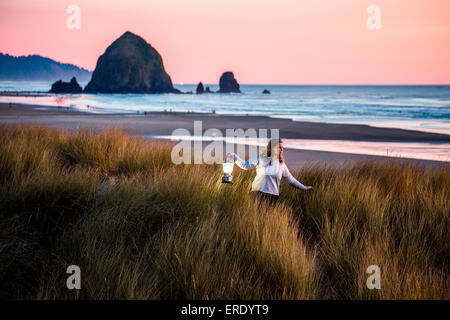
[196,82,204,94]
[218,71,241,93]
[84,31,180,94]
[49,77,82,93]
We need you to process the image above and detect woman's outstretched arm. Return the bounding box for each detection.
[282,163,312,190]
[231,153,259,170]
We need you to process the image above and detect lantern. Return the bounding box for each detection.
[222,156,234,184]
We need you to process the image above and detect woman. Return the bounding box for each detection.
[230,139,313,205]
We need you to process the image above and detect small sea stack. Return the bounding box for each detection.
[262,89,271,94]
[196,82,204,94]
[217,71,241,93]
[49,77,82,93]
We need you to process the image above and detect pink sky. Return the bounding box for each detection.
[1,0,449,84]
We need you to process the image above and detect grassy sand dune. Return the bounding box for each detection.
[0,125,448,299]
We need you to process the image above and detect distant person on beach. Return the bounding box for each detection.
[229,139,313,205]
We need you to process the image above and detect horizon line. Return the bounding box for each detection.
[2,79,450,86]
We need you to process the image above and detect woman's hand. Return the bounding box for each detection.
[306,186,313,191]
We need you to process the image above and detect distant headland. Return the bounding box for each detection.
[0,53,92,82]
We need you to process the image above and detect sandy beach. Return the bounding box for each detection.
[1,102,449,168]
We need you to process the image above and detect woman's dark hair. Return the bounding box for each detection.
[265,139,284,164]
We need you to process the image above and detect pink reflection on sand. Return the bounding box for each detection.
[0,95,93,112]
[283,139,450,162]
[209,136,450,162]
[156,135,450,163]
[370,121,450,135]
[0,95,71,107]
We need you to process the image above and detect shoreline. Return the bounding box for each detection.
[1,102,449,141]
[1,89,449,136]
[1,102,449,168]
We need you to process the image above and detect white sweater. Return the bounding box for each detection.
[233,154,307,196]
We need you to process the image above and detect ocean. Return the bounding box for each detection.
[1,81,449,162]
[1,81,449,134]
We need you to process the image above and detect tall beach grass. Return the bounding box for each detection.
[0,125,448,299]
